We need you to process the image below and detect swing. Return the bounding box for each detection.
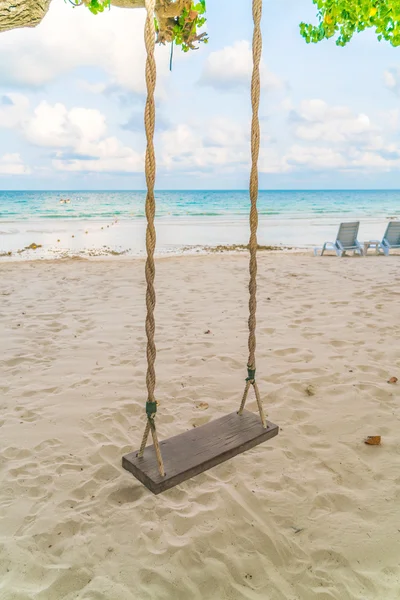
[122,0,279,495]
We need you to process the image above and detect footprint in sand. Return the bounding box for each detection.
[108,486,144,506]
[191,416,212,428]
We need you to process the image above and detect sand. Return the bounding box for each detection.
[1,252,399,600]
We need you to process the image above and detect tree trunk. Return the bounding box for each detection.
[0,0,51,33]
[0,0,187,35]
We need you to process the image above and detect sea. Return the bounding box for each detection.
[0,190,399,259]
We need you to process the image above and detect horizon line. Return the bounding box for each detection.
[1,188,400,193]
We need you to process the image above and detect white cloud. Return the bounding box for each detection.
[2,87,400,178]
[0,1,170,92]
[0,153,31,175]
[382,68,400,96]
[35,103,143,173]
[281,97,294,112]
[259,148,290,174]
[0,96,143,174]
[379,108,400,131]
[160,119,251,173]
[200,41,282,91]
[203,117,249,148]
[157,105,400,176]
[285,145,347,170]
[0,94,30,129]
[53,151,142,173]
[25,102,107,148]
[297,99,349,122]
[282,142,400,173]
[159,115,276,175]
[350,148,400,171]
[292,99,379,146]
[76,81,108,95]
[383,69,397,90]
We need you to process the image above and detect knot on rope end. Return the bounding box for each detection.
[246,366,256,382]
[146,400,158,418]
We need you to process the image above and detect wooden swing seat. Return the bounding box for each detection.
[122,410,279,494]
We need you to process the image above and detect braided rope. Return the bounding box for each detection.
[238,0,266,428]
[238,380,251,415]
[138,0,165,476]
[253,380,266,428]
[248,0,262,373]
[144,0,157,405]
[138,419,150,456]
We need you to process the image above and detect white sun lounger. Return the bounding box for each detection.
[314,222,363,257]
[366,221,400,256]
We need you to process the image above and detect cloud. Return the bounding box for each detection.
[3,87,400,179]
[203,118,249,148]
[199,41,282,91]
[281,97,294,112]
[382,68,400,95]
[285,145,347,170]
[34,103,143,173]
[282,142,400,173]
[160,118,252,174]
[349,148,400,171]
[25,102,107,148]
[383,69,397,90]
[0,93,30,129]
[0,1,171,92]
[380,109,400,130]
[122,109,171,133]
[290,99,381,147]
[0,96,143,174]
[159,117,274,175]
[53,151,142,173]
[0,153,31,175]
[1,96,13,106]
[77,81,108,95]
[156,108,390,176]
[259,148,290,174]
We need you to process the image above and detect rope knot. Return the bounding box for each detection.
[246,366,256,382]
[146,400,158,418]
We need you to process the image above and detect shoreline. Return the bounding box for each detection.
[0,244,305,262]
[0,215,395,261]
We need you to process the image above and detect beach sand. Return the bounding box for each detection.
[1,253,399,600]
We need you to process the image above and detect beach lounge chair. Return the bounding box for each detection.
[314,222,363,257]
[376,221,400,255]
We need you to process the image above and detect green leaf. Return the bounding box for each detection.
[71,0,208,55]
[300,0,400,47]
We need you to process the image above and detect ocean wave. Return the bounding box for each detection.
[1,190,399,222]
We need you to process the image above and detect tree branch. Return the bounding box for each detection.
[0,0,185,35]
[0,0,52,33]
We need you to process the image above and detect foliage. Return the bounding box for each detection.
[66,0,110,15]
[67,0,208,51]
[66,0,400,51]
[155,1,208,52]
[300,0,400,46]
[85,0,110,15]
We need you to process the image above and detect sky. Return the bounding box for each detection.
[1,0,400,190]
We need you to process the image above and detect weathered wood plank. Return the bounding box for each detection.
[122,411,279,494]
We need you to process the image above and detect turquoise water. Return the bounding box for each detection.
[1,190,399,259]
[1,190,399,221]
